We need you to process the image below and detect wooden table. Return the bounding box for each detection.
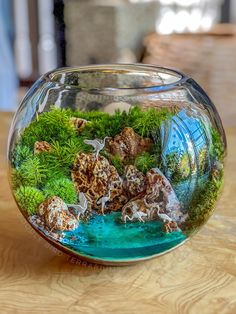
[0,112,235,314]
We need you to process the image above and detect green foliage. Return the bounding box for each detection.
[37,138,91,182]
[183,173,224,235]
[81,109,128,138]
[11,145,33,168]
[210,127,225,162]
[110,155,124,175]
[165,152,183,183]
[132,107,173,137]
[134,152,157,174]
[14,186,45,215]
[12,156,46,189]
[20,107,77,149]
[43,177,77,204]
[165,152,191,183]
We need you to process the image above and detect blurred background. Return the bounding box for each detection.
[0,0,235,126]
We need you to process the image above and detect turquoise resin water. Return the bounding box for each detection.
[59,212,186,261]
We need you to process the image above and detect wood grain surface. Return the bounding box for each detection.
[0,112,235,314]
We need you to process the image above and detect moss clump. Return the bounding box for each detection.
[210,127,225,162]
[37,138,92,183]
[11,145,33,168]
[20,107,77,149]
[15,186,45,215]
[132,107,173,137]
[72,109,108,121]
[75,106,174,139]
[81,109,128,138]
[183,173,224,235]
[12,157,46,190]
[134,152,157,174]
[43,177,77,204]
[165,152,184,183]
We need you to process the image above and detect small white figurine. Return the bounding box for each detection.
[67,192,88,219]
[123,203,147,223]
[97,188,111,215]
[84,136,110,159]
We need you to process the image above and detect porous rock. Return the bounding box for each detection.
[38,196,78,231]
[34,141,52,154]
[123,165,146,198]
[145,168,187,223]
[71,153,126,212]
[106,127,152,161]
[122,168,187,224]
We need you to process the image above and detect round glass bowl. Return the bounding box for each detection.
[8,64,226,265]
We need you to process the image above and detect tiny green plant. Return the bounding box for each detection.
[210,127,225,162]
[37,138,91,181]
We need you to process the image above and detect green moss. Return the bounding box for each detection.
[14,186,45,215]
[210,127,225,162]
[134,152,157,174]
[132,107,173,137]
[20,107,77,149]
[12,156,46,190]
[43,177,77,204]
[74,106,175,139]
[81,109,128,138]
[37,138,91,182]
[183,173,224,235]
[11,145,33,168]
[110,155,124,175]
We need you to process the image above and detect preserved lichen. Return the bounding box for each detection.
[43,177,77,204]
[14,186,45,215]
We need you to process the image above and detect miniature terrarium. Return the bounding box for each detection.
[8,65,226,265]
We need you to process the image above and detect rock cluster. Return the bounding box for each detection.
[121,168,187,225]
[38,196,78,231]
[71,153,126,213]
[106,127,152,161]
[145,168,184,221]
[71,148,186,227]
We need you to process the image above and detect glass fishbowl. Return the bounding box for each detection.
[8,64,226,265]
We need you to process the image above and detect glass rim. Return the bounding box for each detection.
[44,63,188,92]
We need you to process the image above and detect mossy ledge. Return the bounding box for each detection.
[10,105,225,237]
